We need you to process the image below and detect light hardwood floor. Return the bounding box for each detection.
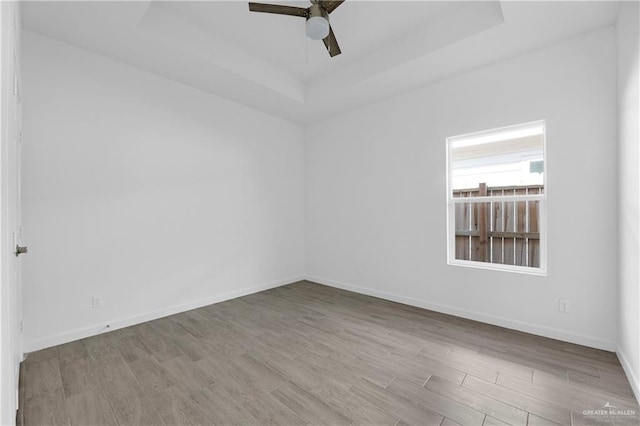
[18,281,640,425]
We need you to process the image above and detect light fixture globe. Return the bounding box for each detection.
[306,4,329,40]
[306,16,329,40]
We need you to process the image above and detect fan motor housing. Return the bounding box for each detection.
[307,4,328,21]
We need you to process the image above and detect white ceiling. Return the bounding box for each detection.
[21,1,621,125]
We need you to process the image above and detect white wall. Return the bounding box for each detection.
[21,31,305,352]
[306,28,619,350]
[617,1,640,401]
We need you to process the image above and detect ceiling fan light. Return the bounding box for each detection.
[306,16,329,40]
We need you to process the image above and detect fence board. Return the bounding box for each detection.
[515,200,526,266]
[491,189,504,264]
[471,183,488,262]
[529,195,540,268]
[455,192,470,261]
[504,188,515,266]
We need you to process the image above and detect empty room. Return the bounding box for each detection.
[1,0,639,425]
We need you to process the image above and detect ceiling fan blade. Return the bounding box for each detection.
[248,3,308,17]
[320,0,345,14]
[322,26,341,57]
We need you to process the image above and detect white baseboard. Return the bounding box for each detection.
[23,275,304,353]
[617,344,640,404]
[306,275,617,352]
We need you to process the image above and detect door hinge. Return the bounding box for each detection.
[18,131,23,144]
[13,74,18,96]
[18,321,23,334]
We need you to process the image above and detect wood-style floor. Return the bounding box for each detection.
[18,281,639,426]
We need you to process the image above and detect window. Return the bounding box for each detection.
[446,121,546,275]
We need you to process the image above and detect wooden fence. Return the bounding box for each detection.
[453,184,543,268]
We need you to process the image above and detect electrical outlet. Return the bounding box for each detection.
[559,299,570,313]
[91,296,103,309]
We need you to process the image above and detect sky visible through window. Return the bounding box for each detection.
[451,125,544,190]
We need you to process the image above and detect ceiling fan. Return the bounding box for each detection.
[248,0,345,57]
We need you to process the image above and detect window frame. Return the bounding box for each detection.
[446,120,548,276]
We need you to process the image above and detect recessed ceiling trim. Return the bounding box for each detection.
[20,1,622,125]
